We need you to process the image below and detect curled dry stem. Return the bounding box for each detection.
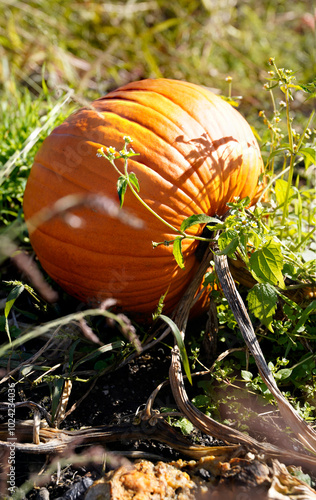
[214,250,316,454]
[167,245,316,471]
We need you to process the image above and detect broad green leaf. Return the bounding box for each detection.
[191,394,212,409]
[298,148,316,169]
[172,417,194,435]
[217,230,239,258]
[203,270,216,286]
[128,172,140,192]
[274,368,292,380]
[249,239,285,288]
[159,314,192,385]
[216,237,239,257]
[241,370,253,381]
[275,179,294,207]
[173,237,185,269]
[218,229,238,250]
[247,282,278,332]
[180,214,219,232]
[117,176,127,207]
[5,284,24,343]
[248,230,261,251]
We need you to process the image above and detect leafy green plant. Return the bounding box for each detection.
[161,407,194,436]
[97,61,315,422]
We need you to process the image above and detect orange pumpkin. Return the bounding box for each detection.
[23,79,264,316]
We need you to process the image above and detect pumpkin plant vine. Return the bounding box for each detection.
[97,136,219,270]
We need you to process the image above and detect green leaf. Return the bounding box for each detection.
[249,239,285,288]
[267,147,290,160]
[217,230,239,257]
[203,270,216,286]
[274,368,292,380]
[293,300,316,335]
[159,314,192,385]
[173,236,185,269]
[51,378,65,421]
[68,339,81,371]
[117,176,128,207]
[5,284,24,343]
[298,148,316,169]
[218,229,238,250]
[289,468,312,487]
[247,282,278,332]
[191,394,212,410]
[275,179,294,207]
[73,341,125,371]
[172,417,194,435]
[241,370,253,381]
[128,172,140,192]
[152,290,169,321]
[227,196,250,209]
[180,213,219,232]
[217,237,239,257]
[298,81,316,94]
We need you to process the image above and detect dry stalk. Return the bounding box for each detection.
[0,417,239,460]
[214,251,316,454]
[167,246,316,471]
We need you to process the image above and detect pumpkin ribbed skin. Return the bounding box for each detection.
[23,79,264,316]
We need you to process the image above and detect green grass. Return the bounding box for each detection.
[0,84,74,229]
[0,1,314,114]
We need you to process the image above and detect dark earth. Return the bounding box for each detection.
[0,270,315,499]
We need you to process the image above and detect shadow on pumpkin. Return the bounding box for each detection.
[174,133,244,214]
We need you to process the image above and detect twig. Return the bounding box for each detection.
[214,250,316,454]
[166,245,316,471]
